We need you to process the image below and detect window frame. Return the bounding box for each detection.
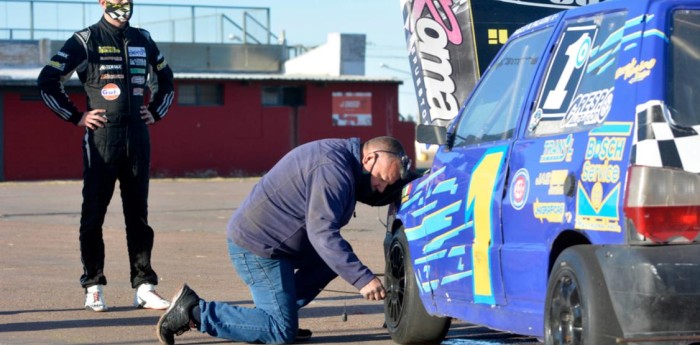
[177,82,224,106]
[666,8,700,128]
[450,26,554,148]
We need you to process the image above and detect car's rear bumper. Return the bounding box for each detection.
[595,244,700,343]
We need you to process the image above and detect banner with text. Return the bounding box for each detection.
[332,92,373,127]
[400,0,607,127]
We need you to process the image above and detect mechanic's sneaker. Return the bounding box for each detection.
[156,284,201,345]
[85,284,108,312]
[135,283,170,310]
[296,328,313,341]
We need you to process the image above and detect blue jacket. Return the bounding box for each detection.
[227,138,375,290]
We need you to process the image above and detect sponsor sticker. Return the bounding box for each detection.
[57,51,69,58]
[561,87,614,128]
[100,56,123,62]
[101,83,121,101]
[48,60,65,71]
[101,74,125,80]
[401,183,412,204]
[157,60,168,71]
[584,136,626,162]
[130,58,147,66]
[509,168,530,210]
[99,64,122,71]
[615,58,656,84]
[535,169,569,195]
[98,46,120,54]
[540,134,575,163]
[533,199,566,223]
[128,46,146,57]
[130,68,146,75]
[131,75,146,85]
[133,87,144,96]
[575,181,622,232]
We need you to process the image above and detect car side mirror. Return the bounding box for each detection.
[416,124,448,146]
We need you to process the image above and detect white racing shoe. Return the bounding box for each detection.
[134,283,170,310]
[85,284,108,312]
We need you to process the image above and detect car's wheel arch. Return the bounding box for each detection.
[547,230,591,278]
[545,240,623,345]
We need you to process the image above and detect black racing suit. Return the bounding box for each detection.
[37,17,174,289]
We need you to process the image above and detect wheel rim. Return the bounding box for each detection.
[549,273,583,345]
[385,238,406,328]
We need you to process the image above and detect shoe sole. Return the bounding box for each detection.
[156,285,186,345]
[135,296,169,310]
[296,329,312,341]
[85,305,108,312]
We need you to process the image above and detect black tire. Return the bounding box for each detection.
[384,226,451,344]
[545,245,622,345]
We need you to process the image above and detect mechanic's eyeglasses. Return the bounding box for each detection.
[371,150,411,180]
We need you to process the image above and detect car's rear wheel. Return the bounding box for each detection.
[545,245,621,345]
[384,226,450,344]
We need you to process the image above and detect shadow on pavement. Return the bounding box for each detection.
[0,307,84,316]
[0,315,159,332]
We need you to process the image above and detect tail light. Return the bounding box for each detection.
[624,165,700,243]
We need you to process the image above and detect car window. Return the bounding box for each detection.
[452,27,553,147]
[668,10,700,128]
[528,11,627,137]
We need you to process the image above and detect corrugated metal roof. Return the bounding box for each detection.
[175,72,402,83]
[0,67,402,86]
[0,67,55,87]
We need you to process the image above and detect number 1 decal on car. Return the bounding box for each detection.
[467,146,508,305]
[538,24,599,119]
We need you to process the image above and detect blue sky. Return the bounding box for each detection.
[4,0,418,119]
[194,0,418,119]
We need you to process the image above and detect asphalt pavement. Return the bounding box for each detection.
[0,178,538,345]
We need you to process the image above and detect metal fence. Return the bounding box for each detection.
[0,0,279,44]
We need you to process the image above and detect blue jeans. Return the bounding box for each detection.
[197,239,336,344]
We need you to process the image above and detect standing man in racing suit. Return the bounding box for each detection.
[37,0,174,312]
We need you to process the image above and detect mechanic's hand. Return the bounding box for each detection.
[79,109,107,130]
[359,277,386,301]
[140,105,155,125]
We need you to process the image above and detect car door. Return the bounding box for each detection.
[409,26,555,313]
[500,10,631,311]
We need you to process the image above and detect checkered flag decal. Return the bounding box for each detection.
[106,3,131,23]
[632,100,700,173]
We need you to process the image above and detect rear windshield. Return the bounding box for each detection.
[668,10,700,127]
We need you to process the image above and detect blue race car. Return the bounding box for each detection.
[384,0,700,344]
